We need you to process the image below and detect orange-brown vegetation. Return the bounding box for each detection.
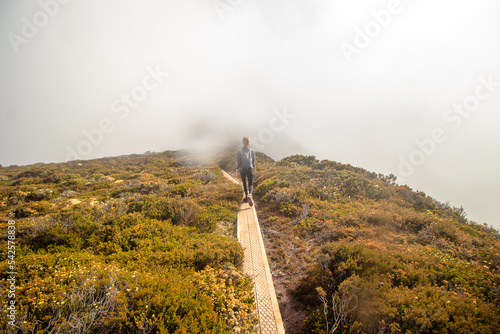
[241,154,500,334]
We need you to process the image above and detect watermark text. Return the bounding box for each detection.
[7,0,73,54]
[66,65,170,161]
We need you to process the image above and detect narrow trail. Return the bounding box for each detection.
[221,170,286,334]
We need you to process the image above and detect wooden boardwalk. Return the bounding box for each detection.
[222,170,286,334]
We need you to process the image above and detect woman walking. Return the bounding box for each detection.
[236,137,256,206]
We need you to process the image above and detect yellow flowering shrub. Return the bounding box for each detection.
[194,264,258,333]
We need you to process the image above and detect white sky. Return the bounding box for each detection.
[1,0,499,229]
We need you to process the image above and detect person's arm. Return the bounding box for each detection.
[252,150,256,172]
[236,151,241,177]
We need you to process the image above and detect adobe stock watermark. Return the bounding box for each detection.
[396,75,500,181]
[250,106,295,151]
[340,0,403,64]
[212,0,244,20]
[65,65,170,161]
[6,220,17,329]
[7,0,73,54]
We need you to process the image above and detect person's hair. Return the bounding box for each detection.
[242,137,250,148]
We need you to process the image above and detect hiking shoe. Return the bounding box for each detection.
[248,196,254,207]
[243,196,248,203]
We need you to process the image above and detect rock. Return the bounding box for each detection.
[61,190,78,198]
[98,176,115,183]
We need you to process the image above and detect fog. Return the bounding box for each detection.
[1,0,499,229]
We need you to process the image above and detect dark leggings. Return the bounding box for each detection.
[240,168,253,196]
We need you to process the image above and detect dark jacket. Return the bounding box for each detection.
[237,148,256,169]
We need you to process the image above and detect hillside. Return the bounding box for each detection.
[219,154,500,334]
[1,150,499,334]
[0,151,257,333]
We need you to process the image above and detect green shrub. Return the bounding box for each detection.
[280,155,318,167]
[0,150,256,333]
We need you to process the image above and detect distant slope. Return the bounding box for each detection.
[245,154,500,334]
[0,151,257,333]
